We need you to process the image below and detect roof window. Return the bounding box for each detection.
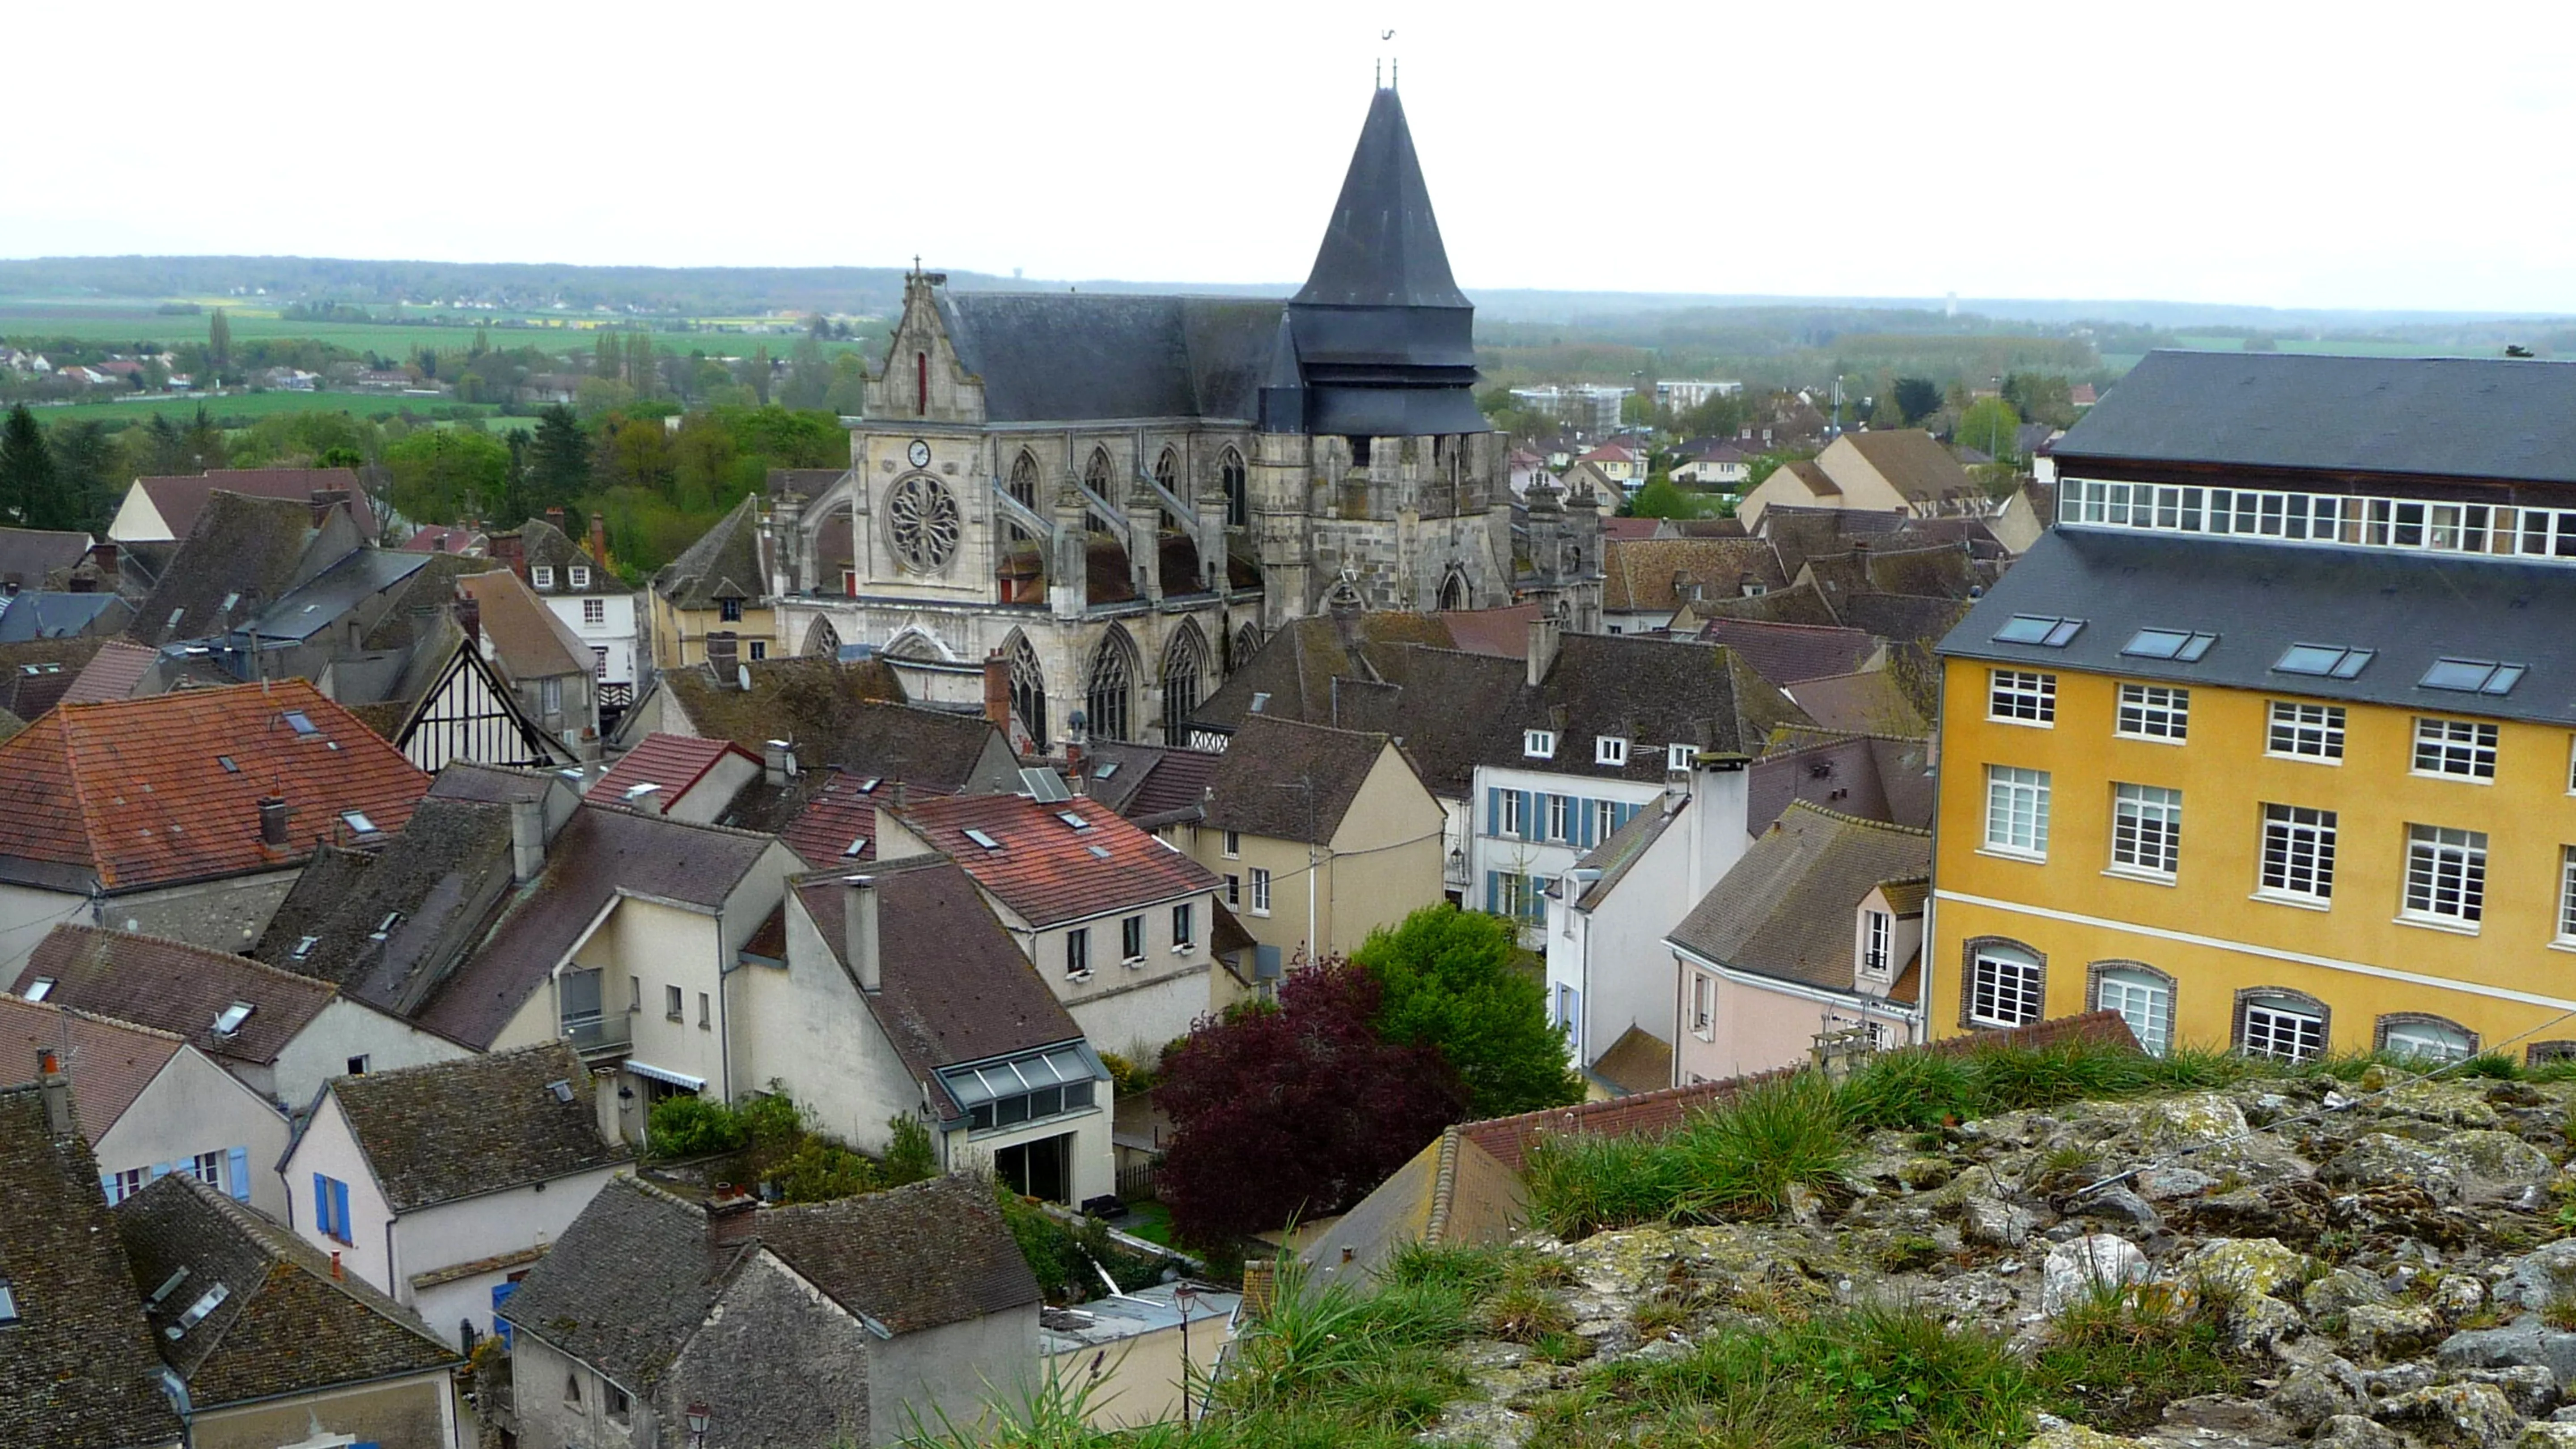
[144,1267,190,1309]
[1087,845,1112,860]
[841,837,867,858]
[217,756,239,773]
[341,809,379,835]
[2274,644,2375,679]
[368,911,402,942]
[1093,761,1120,779]
[2121,628,2218,662]
[2419,657,2526,695]
[1993,614,2085,647]
[963,828,1002,851]
[283,710,319,737]
[857,777,882,793]
[212,1001,254,1036]
[1056,812,1092,830]
[545,1079,575,1104]
[0,1278,19,1326]
[172,1282,229,1335]
[23,978,52,1003]
[1249,691,1271,713]
[291,936,319,960]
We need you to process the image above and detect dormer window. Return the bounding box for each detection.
[719,598,745,623]
[22,978,51,1003]
[212,1001,254,1036]
[1523,730,1556,759]
[1596,736,1629,767]
[1666,743,1694,772]
[1861,911,1893,978]
[569,566,591,589]
[531,566,555,589]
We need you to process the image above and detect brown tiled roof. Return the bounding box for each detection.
[1190,611,1457,736]
[458,568,591,681]
[1670,517,1750,538]
[0,1084,186,1449]
[511,516,613,590]
[1203,716,1400,845]
[16,926,338,1072]
[1747,731,1934,834]
[1835,592,1972,647]
[59,640,156,706]
[775,770,882,869]
[1433,603,1542,659]
[1597,517,1666,542]
[0,680,431,893]
[662,663,1013,793]
[596,732,760,806]
[127,492,322,648]
[1667,801,1930,993]
[1776,458,1836,496]
[1801,544,1978,605]
[1696,619,1878,687]
[1603,538,1787,612]
[0,998,184,1134]
[894,793,1218,928]
[0,636,106,719]
[246,797,519,1014]
[1781,669,1928,736]
[756,1174,1041,1334]
[321,1040,628,1212]
[0,527,94,590]
[1076,741,1219,828]
[1686,579,1844,628]
[115,1175,457,1406]
[1588,1025,1671,1096]
[1833,430,1974,505]
[128,469,362,541]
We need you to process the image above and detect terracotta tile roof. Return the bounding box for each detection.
[1577,443,1637,465]
[16,926,338,1072]
[458,568,591,681]
[320,1040,628,1212]
[893,793,1219,928]
[0,997,185,1134]
[774,771,881,869]
[402,524,487,555]
[1588,1025,1671,1096]
[1603,538,1787,612]
[59,640,156,706]
[0,1084,186,1449]
[128,468,362,541]
[115,1175,458,1406]
[0,680,431,894]
[1433,603,1542,659]
[1076,741,1219,828]
[1598,517,1667,542]
[596,732,760,807]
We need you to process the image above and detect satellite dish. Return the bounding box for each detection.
[736,665,752,691]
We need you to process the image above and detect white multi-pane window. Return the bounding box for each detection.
[2095,968,2172,1056]
[584,597,606,626]
[1546,794,1571,843]
[1500,792,1526,838]
[2115,683,2189,741]
[2560,847,2576,941]
[2412,718,2499,780]
[189,1152,224,1188]
[1249,868,1272,916]
[2110,784,2182,877]
[1984,766,2051,858]
[531,566,555,589]
[1523,730,1555,759]
[1668,743,1695,772]
[1861,911,1892,977]
[1689,971,1713,1038]
[2259,805,2336,900]
[1969,946,2043,1028]
[2267,701,2346,760]
[2402,824,2487,924]
[2383,1019,2475,1063]
[1989,669,2056,724]
[2241,997,2325,1063]
[1595,736,1629,766]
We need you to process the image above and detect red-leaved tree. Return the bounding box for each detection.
[1156,959,1468,1246]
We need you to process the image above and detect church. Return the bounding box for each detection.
[761,84,1602,750]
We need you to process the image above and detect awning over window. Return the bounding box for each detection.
[624,1060,707,1092]
[937,1042,1102,1110]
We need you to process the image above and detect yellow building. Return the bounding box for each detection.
[1930,351,2576,1065]
[648,494,781,669]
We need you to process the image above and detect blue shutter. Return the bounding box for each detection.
[226,1147,250,1202]
[1578,799,1596,848]
[491,1281,519,1348]
[331,1179,351,1242]
[312,1173,328,1232]
[101,1170,117,1203]
[1520,792,1537,842]
[1486,787,1501,835]
[1483,871,1498,914]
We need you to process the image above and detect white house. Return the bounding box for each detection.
[512,514,644,727]
[278,1041,631,1349]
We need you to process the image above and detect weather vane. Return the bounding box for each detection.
[1381,30,1397,89]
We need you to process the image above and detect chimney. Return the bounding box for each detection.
[38,1048,72,1138]
[843,875,881,992]
[1064,740,1085,797]
[708,1186,760,1247]
[546,506,567,531]
[592,1067,623,1147]
[1526,614,1562,688]
[982,652,1011,733]
[258,796,290,848]
[455,593,481,651]
[330,1250,343,1281]
[88,540,117,577]
[309,487,352,527]
[589,512,611,571]
[889,779,907,814]
[763,739,797,788]
[510,796,546,883]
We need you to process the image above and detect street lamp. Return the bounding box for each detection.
[685,1402,711,1448]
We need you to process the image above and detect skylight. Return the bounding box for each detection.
[1993,614,2085,647]
[217,756,239,774]
[172,1282,229,1335]
[545,1079,575,1104]
[212,1002,254,1036]
[2274,644,2375,679]
[23,978,51,1003]
[368,912,402,942]
[291,937,318,960]
[2419,657,2526,695]
[964,828,1002,851]
[1249,691,1271,713]
[1094,761,1120,779]
[2121,628,2218,662]
[858,777,882,793]
[1056,812,1092,830]
[341,809,379,835]
[842,837,867,858]
[1087,845,1112,860]
[0,1278,17,1326]
[283,710,318,736]
[145,1267,189,1309]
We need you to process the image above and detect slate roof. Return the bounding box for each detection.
[1835,592,1973,646]
[1697,619,1880,686]
[127,468,363,541]
[1565,798,1677,911]
[0,526,93,589]
[1292,86,1471,312]
[934,292,1282,423]
[0,680,431,894]
[321,1040,627,1212]
[660,661,1006,794]
[1667,801,1931,994]
[652,495,765,610]
[1511,634,1810,784]
[1747,731,1935,834]
[16,926,339,1075]
[1603,538,1787,612]
[411,805,775,1048]
[0,1082,186,1449]
[894,792,1219,928]
[512,516,614,592]
[1076,741,1219,829]
[0,998,185,1134]
[753,1174,1041,1334]
[767,467,847,501]
[426,760,565,806]
[235,547,429,644]
[1943,525,2576,728]
[1686,580,1845,628]
[115,1174,458,1406]
[128,491,321,648]
[1202,715,1398,845]
[1834,430,1975,506]
[492,1175,733,1390]
[246,797,518,1013]
[0,635,105,718]
[2051,351,2576,483]
[794,861,1081,1120]
[459,568,592,681]
[0,591,126,642]
[1189,610,1458,735]
[1800,544,1978,605]
[60,640,157,705]
[596,732,759,806]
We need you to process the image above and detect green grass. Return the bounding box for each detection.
[21,389,515,427]
[2033,1285,2247,1430]
[0,300,884,362]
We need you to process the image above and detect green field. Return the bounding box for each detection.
[24,388,514,427]
[0,299,881,361]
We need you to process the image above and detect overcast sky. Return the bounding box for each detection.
[13,0,2575,314]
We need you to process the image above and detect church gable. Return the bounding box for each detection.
[865,271,985,425]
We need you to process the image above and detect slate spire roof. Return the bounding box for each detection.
[1294,86,1471,311]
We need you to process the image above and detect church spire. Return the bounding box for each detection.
[1292,87,1469,312]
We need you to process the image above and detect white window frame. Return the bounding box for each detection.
[1987,669,2056,726]
[2241,998,2325,1063]
[1667,743,1694,771]
[189,1151,224,1189]
[1249,867,1272,917]
[1223,873,1240,908]
[1172,902,1195,951]
[2114,682,2188,742]
[2095,968,2172,1056]
[1121,914,1145,964]
[2383,1019,2474,1063]
[1689,969,1713,1039]
[1983,765,2051,860]
[569,566,591,589]
[1860,911,1892,978]
[1546,793,1570,843]
[1595,799,1618,841]
[1066,928,1091,977]
[2411,717,2498,782]
[1523,730,1556,759]
[2401,823,2487,928]
[531,566,555,589]
[2258,803,2336,903]
[2109,783,2182,880]
[1500,791,1527,839]
[2267,700,2346,762]
[1968,946,2043,1028]
[1222,830,1240,859]
[1595,736,1629,766]
[583,597,606,627]
[749,640,768,661]
[2560,846,2576,944]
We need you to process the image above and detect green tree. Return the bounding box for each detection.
[181,405,227,472]
[745,343,773,405]
[45,420,120,532]
[783,333,830,410]
[823,353,868,415]
[593,330,620,385]
[625,332,657,400]
[207,308,231,377]
[1957,396,2021,461]
[383,428,511,523]
[0,405,57,526]
[1890,377,1942,425]
[1675,390,1748,441]
[1352,905,1580,1118]
[2000,373,2077,429]
[527,404,592,513]
[1626,477,1717,520]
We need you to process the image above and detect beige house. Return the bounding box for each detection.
[1189,716,1445,965]
[1737,430,1981,530]
[1044,1281,1241,1428]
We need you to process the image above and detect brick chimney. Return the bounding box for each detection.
[38,1048,72,1138]
[843,875,880,992]
[983,652,1011,734]
[258,796,290,848]
[708,1187,760,1247]
[455,593,482,651]
[546,506,567,532]
[589,512,611,571]
[309,488,352,527]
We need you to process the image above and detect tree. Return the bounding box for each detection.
[207,308,231,377]
[383,428,511,523]
[625,333,657,400]
[744,344,773,406]
[527,404,592,513]
[1675,390,1749,441]
[824,353,869,415]
[181,405,227,472]
[1352,904,1581,1119]
[1890,377,1942,425]
[593,331,620,384]
[1626,477,1720,520]
[1156,961,1466,1244]
[1957,396,2021,461]
[0,405,56,526]
[44,419,120,532]
[783,333,830,410]
[2000,373,2077,429]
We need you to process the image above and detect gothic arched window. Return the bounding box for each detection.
[1438,570,1469,612]
[1007,450,1040,543]
[1154,446,1180,496]
[1161,626,1207,744]
[1220,447,1247,529]
[1009,633,1048,750]
[804,615,843,658]
[1232,624,1261,673]
[1085,629,1135,743]
[1082,448,1114,535]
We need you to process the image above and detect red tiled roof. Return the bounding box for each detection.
[777,772,881,869]
[0,680,432,892]
[1599,517,1665,542]
[893,792,1219,928]
[1434,603,1541,660]
[595,733,759,809]
[14,925,339,1070]
[0,997,185,1135]
[58,641,156,707]
[1577,443,1637,464]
